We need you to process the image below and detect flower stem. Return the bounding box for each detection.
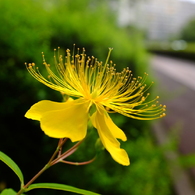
[48,138,68,164]
[16,139,66,195]
[16,164,50,195]
[61,156,96,165]
[50,139,84,165]
[16,138,86,195]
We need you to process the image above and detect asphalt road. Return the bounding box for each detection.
[151,55,195,179]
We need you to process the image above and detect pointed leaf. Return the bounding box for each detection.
[26,183,100,195]
[0,188,25,195]
[0,151,24,186]
[0,188,17,195]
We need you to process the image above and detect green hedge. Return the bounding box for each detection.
[147,41,195,61]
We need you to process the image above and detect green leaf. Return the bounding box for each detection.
[0,188,25,195]
[0,151,24,186]
[26,183,101,195]
[0,188,17,195]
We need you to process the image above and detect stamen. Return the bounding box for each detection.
[25,46,166,120]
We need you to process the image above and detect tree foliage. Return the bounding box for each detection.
[180,18,195,42]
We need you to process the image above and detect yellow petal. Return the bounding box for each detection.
[40,99,90,142]
[104,112,127,141]
[25,100,73,121]
[91,106,130,166]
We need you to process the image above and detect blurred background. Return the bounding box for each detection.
[0,0,195,194]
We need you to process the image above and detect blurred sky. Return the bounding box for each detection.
[180,0,195,3]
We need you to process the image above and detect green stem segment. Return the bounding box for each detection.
[16,139,64,195]
[51,139,84,165]
[16,138,95,195]
[16,164,50,195]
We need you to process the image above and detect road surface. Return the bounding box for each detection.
[150,55,195,194]
[151,55,195,155]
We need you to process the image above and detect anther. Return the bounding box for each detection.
[160,113,166,117]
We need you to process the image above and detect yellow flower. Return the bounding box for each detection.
[25,47,166,166]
